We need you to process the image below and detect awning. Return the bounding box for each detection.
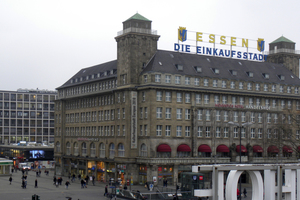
[216,145,230,153]
[283,146,293,153]
[267,145,279,153]
[157,144,171,152]
[198,144,212,153]
[236,145,247,153]
[177,144,191,152]
[253,145,263,153]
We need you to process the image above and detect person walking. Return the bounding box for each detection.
[243,188,247,197]
[9,176,12,184]
[92,175,95,186]
[104,185,108,196]
[53,176,57,185]
[81,179,85,189]
[65,181,70,189]
[35,179,38,188]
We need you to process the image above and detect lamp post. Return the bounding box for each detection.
[227,121,252,199]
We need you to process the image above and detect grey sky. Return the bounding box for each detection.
[1,0,299,91]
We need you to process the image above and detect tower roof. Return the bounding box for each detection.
[124,13,150,22]
[270,36,295,44]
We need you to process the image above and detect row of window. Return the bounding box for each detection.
[0,102,54,110]
[151,74,299,94]
[61,79,118,98]
[0,111,54,119]
[0,93,56,102]
[1,127,54,135]
[155,90,300,109]
[0,119,54,127]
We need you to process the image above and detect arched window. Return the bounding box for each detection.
[140,144,147,157]
[90,143,96,157]
[66,142,71,155]
[82,142,87,156]
[99,143,105,158]
[118,143,125,157]
[109,143,115,159]
[157,144,171,158]
[74,142,78,156]
[56,141,61,153]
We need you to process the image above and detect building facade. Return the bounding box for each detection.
[54,13,300,185]
[0,89,57,144]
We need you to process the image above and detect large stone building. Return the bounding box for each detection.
[0,89,57,144]
[54,13,300,185]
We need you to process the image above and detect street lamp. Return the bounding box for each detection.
[227,121,252,199]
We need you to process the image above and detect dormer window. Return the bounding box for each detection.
[194,66,202,73]
[212,68,219,74]
[278,75,285,81]
[175,64,183,71]
[86,76,89,80]
[70,79,73,83]
[75,78,78,83]
[247,72,254,77]
[111,70,114,75]
[80,77,83,81]
[104,71,107,76]
[91,74,94,79]
[262,73,269,79]
[97,73,100,78]
[230,70,237,76]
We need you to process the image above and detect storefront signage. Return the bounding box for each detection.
[245,105,270,110]
[175,27,266,61]
[131,91,138,149]
[77,138,99,142]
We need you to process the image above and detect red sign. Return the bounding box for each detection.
[158,167,162,172]
[199,176,203,180]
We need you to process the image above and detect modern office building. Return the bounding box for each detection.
[54,13,300,185]
[0,89,57,144]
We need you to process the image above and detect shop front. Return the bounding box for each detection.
[87,161,96,176]
[96,162,105,182]
[106,163,116,182]
[70,159,78,175]
[138,165,147,185]
[78,160,86,177]
[158,165,173,186]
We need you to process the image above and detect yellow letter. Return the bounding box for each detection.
[220,36,226,45]
[196,32,203,42]
[231,37,236,46]
[242,38,248,48]
[209,34,215,43]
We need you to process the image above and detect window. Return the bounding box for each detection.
[297,101,300,110]
[197,109,203,120]
[66,142,71,155]
[232,96,237,105]
[156,107,162,119]
[140,144,147,157]
[295,87,299,94]
[264,84,268,92]
[195,94,201,104]
[251,128,255,138]
[185,109,191,120]
[222,80,226,88]
[185,126,191,137]
[230,81,235,89]
[197,126,203,137]
[247,72,254,77]
[82,142,87,156]
[156,91,162,101]
[287,86,291,93]
[216,127,221,138]
[109,143,115,158]
[280,85,283,93]
[247,83,252,90]
[297,130,300,140]
[281,100,285,109]
[258,113,262,123]
[204,94,209,104]
[176,126,182,137]
[144,125,147,136]
[204,79,208,86]
[56,141,61,153]
[156,125,162,136]
[213,80,218,87]
[240,97,244,105]
[258,128,262,139]
[122,125,126,136]
[256,98,261,106]
[272,85,276,92]
[165,125,171,136]
[185,93,191,103]
[256,83,260,91]
[287,100,292,109]
[195,66,202,72]
[194,78,199,86]
[233,111,238,122]
[216,110,221,121]
[74,142,78,156]
[176,64,183,71]
[239,82,243,89]
[206,110,211,121]
[263,73,269,79]
[165,75,171,83]
[272,99,277,108]
[265,99,270,107]
[90,143,96,157]
[176,108,182,119]
[205,127,211,137]
[99,143,105,158]
[241,128,245,138]
[224,111,228,122]
[165,91,171,102]
[214,95,220,104]
[175,76,181,84]
[249,98,253,106]
[222,96,227,104]
[144,75,148,83]
[274,113,278,124]
[176,93,182,102]
[267,113,271,123]
[155,74,161,82]
[185,77,190,85]
[122,108,125,119]
[117,143,125,157]
[234,127,238,138]
[224,127,229,138]
[165,108,171,119]
[142,92,145,101]
[144,107,148,118]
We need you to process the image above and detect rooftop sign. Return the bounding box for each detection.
[174,27,267,61]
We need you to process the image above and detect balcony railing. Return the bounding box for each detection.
[265,49,300,55]
[117,27,157,36]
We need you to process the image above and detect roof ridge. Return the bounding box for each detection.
[124,13,150,22]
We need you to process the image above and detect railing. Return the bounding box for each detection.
[136,157,230,165]
[117,27,157,36]
[265,49,300,55]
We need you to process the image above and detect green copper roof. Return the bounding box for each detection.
[125,13,150,22]
[270,36,295,44]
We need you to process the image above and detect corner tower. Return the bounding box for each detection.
[267,36,300,77]
[115,13,160,86]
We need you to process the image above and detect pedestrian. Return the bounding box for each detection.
[85,175,89,185]
[81,179,85,188]
[237,188,240,199]
[72,174,75,182]
[22,179,25,189]
[9,176,12,184]
[53,176,57,185]
[68,172,71,180]
[243,188,247,197]
[24,180,27,189]
[165,179,168,187]
[92,175,95,186]
[104,185,108,196]
[36,171,39,177]
[65,181,70,189]
[35,179,38,188]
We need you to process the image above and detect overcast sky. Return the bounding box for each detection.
[1,0,299,91]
